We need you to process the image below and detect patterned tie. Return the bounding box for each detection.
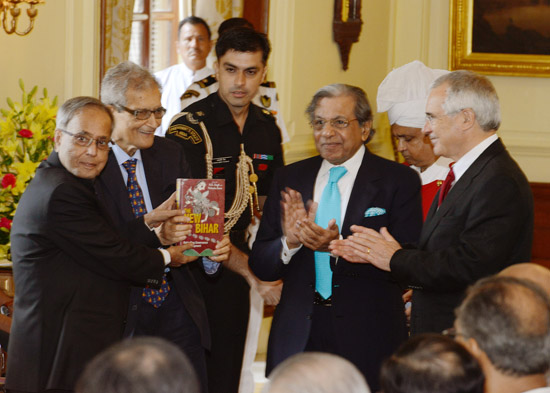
[122,159,170,308]
[438,165,455,206]
[314,166,348,299]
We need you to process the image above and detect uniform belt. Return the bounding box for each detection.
[313,292,332,306]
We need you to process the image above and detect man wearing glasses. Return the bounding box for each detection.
[6,96,194,393]
[96,61,229,393]
[249,84,423,392]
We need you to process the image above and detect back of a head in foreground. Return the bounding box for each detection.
[498,262,550,297]
[262,352,371,393]
[380,334,485,393]
[75,337,200,393]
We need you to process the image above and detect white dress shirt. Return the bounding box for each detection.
[154,63,213,136]
[281,145,366,263]
[452,134,498,186]
[111,144,170,265]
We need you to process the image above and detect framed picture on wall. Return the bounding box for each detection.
[449,0,550,77]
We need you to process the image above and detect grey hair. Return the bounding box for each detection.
[262,352,371,393]
[455,276,550,377]
[305,83,373,126]
[100,61,161,108]
[56,96,114,133]
[431,70,500,131]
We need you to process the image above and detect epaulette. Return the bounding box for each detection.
[197,75,218,89]
[181,89,200,100]
[260,108,277,120]
[261,81,277,88]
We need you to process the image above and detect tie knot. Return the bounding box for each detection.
[122,159,137,174]
[328,166,347,183]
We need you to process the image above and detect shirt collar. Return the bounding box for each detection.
[111,143,143,166]
[319,144,366,179]
[453,134,498,182]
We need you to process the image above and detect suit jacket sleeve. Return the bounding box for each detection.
[390,171,533,292]
[50,180,165,285]
[249,167,287,281]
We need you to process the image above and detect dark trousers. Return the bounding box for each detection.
[135,286,208,393]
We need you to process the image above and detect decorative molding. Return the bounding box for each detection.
[502,129,550,158]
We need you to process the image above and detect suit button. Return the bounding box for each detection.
[131,305,138,311]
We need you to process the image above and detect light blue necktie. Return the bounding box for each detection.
[314,166,347,299]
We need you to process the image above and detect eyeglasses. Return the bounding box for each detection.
[59,129,111,151]
[311,118,359,131]
[118,105,166,120]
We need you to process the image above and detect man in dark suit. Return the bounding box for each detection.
[330,70,534,335]
[96,61,229,393]
[249,84,423,391]
[7,97,193,392]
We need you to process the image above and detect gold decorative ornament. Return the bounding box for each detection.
[1,0,44,36]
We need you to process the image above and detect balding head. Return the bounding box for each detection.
[455,276,550,377]
[263,352,370,393]
[498,263,550,297]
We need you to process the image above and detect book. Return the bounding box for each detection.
[175,178,225,256]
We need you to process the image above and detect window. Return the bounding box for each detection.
[129,0,179,72]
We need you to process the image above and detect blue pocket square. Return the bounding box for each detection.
[364,207,386,217]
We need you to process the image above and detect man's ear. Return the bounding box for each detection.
[261,65,268,82]
[213,61,219,77]
[53,129,62,152]
[460,108,476,130]
[361,120,373,141]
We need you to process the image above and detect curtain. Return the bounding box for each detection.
[103,0,135,73]
[193,0,243,39]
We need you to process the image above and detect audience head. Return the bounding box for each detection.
[262,352,370,393]
[101,61,164,156]
[177,16,212,71]
[54,96,113,180]
[75,337,200,393]
[498,262,550,297]
[454,276,550,377]
[380,333,484,393]
[218,17,254,36]
[306,83,374,165]
[423,70,500,161]
[377,61,448,170]
[214,28,269,115]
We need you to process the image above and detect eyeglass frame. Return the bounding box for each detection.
[310,117,360,131]
[58,129,112,151]
[117,105,167,120]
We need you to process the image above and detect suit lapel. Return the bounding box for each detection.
[101,152,136,222]
[141,146,164,209]
[299,156,323,205]
[341,150,381,237]
[420,139,505,246]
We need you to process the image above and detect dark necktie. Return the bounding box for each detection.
[314,166,348,299]
[438,165,455,206]
[122,159,170,308]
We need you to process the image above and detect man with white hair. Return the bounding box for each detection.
[331,70,534,335]
[262,352,371,393]
[377,60,452,220]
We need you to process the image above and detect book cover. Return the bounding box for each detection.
[176,179,225,256]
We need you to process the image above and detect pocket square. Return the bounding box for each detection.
[364,207,386,217]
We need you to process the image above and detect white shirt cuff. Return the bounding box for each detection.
[159,249,171,265]
[280,237,302,264]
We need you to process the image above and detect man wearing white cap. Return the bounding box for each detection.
[377,61,452,220]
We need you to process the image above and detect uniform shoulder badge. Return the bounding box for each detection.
[181,90,200,100]
[166,112,204,144]
[261,108,277,120]
[197,75,217,88]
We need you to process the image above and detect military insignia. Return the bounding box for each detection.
[197,75,217,88]
[253,154,274,161]
[181,90,200,100]
[261,81,276,88]
[185,112,201,125]
[437,180,443,187]
[166,124,203,144]
[260,95,271,108]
